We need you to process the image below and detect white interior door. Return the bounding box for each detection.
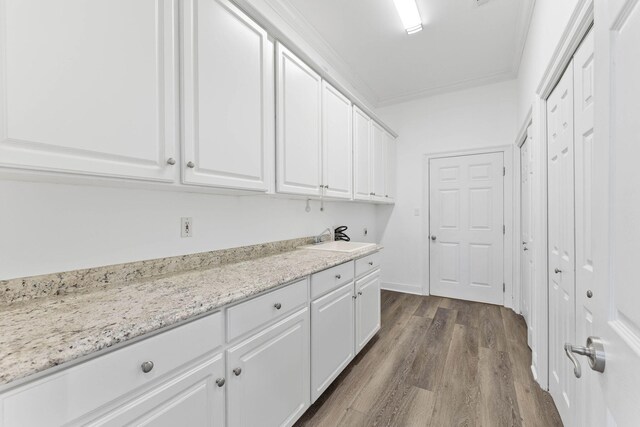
[429,152,504,305]
[576,2,640,424]
[547,59,576,425]
[520,126,534,347]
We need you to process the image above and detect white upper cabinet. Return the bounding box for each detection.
[370,121,386,202]
[276,43,322,196]
[322,82,353,199]
[181,0,273,191]
[384,131,397,202]
[0,0,178,181]
[353,106,372,201]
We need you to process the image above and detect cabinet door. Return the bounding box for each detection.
[182,0,272,191]
[227,308,310,427]
[322,82,353,199]
[356,270,381,353]
[310,282,355,402]
[89,353,225,427]
[384,132,397,202]
[276,44,322,196]
[370,122,386,202]
[0,0,178,181]
[353,107,372,201]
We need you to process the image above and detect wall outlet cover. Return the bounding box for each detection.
[181,217,193,238]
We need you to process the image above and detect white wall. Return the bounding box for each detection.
[516,0,581,124]
[0,180,378,280]
[375,79,518,294]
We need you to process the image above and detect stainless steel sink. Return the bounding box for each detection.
[300,241,376,253]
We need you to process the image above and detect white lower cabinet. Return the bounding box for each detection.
[90,353,225,427]
[227,308,310,427]
[1,258,382,427]
[356,270,381,353]
[310,281,355,402]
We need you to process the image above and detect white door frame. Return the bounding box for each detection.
[527,0,594,391]
[421,144,515,308]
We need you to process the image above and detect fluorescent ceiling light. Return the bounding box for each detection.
[393,0,423,34]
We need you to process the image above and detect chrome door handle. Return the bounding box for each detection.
[564,337,606,378]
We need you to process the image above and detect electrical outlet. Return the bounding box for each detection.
[181,217,193,237]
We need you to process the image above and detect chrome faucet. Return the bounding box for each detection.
[314,227,333,244]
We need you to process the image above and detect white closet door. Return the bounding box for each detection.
[0,0,178,181]
[429,152,504,305]
[370,122,386,202]
[520,126,535,346]
[573,28,606,427]
[322,82,352,199]
[353,107,371,201]
[547,59,576,425]
[276,44,322,196]
[181,0,272,191]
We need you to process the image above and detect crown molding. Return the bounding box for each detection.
[376,69,516,108]
[260,0,381,106]
[512,0,536,75]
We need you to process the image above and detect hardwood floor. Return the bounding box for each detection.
[295,291,562,427]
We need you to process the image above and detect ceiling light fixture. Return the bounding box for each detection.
[392,0,423,34]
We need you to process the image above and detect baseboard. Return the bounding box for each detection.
[381,282,424,296]
[531,364,538,382]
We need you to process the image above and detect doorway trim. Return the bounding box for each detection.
[421,144,514,308]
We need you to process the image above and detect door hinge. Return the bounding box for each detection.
[503,225,506,234]
[503,166,506,176]
[503,283,506,292]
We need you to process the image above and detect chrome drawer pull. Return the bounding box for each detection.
[233,368,242,376]
[141,361,154,373]
[216,378,225,387]
[335,274,341,279]
[274,302,282,310]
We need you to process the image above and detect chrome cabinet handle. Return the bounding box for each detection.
[335,274,341,279]
[141,361,154,373]
[358,291,363,296]
[352,295,357,299]
[166,157,176,165]
[274,302,282,310]
[431,235,437,241]
[368,261,374,266]
[587,290,593,298]
[233,368,242,376]
[555,268,562,274]
[522,241,527,245]
[216,378,225,387]
[523,247,529,251]
[564,337,606,378]
[186,161,195,168]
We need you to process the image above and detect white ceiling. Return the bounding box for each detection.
[278,0,534,106]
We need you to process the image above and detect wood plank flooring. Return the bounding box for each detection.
[295,291,562,427]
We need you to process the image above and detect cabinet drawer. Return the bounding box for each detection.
[310,261,354,299]
[1,312,224,427]
[227,278,308,341]
[355,252,381,278]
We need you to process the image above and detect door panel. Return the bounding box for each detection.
[355,270,381,353]
[0,0,178,181]
[181,0,271,191]
[589,1,640,424]
[322,82,352,199]
[370,122,386,202]
[429,152,504,305]
[520,126,534,347]
[227,308,310,427]
[276,44,322,196]
[547,59,576,425]
[310,282,355,402]
[353,107,371,201]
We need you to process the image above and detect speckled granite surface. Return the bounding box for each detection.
[1,237,315,305]
[0,242,381,388]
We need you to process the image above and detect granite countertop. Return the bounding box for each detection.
[0,245,381,389]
